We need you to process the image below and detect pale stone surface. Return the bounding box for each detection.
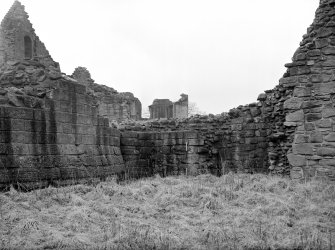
[284,97,303,110]
[286,110,304,122]
[293,144,314,155]
[287,153,306,167]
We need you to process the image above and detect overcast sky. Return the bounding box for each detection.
[0,0,318,115]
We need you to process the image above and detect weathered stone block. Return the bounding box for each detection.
[315,38,329,48]
[55,112,72,123]
[3,107,34,120]
[284,97,303,110]
[322,46,335,55]
[121,131,138,138]
[289,66,311,76]
[305,123,315,131]
[295,53,306,61]
[188,139,205,146]
[10,119,25,131]
[293,87,311,97]
[57,133,75,144]
[325,133,335,142]
[317,147,335,156]
[314,82,335,95]
[184,131,199,139]
[286,110,304,122]
[245,137,259,144]
[309,132,323,143]
[310,74,323,83]
[257,93,267,101]
[306,113,322,122]
[324,57,335,67]
[121,146,139,155]
[120,137,138,146]
[302,101,323,109]
[250,107,261,117]
[58,144,78,155]
[323,108,335,118]
[287,153,306,167]
[284,122,297,127]
[112,147,121,155]
[318,28,333,38]
[316,119,333,128]
[137,133,151,140]
[10,131,32,144]
[244,130,255,137]
[293,143,314,155]
[320,159,335,166]
[308,49,321,57]
[279,76,298,87]
[295,134,309,143]
[110,137,120,147]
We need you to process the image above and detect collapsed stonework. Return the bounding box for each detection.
[0,0,334,189]
[149,94,188,119]
[72,67,142,122]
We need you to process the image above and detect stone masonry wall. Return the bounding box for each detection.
[149,94,188,120]
[149,99,173,119]
[283,0,335,180]
[0,61,124,189]
[118,0,335,181]
[120,130,213,178]
[119,92,283,178]
[118,78,297,179]
[72,67,142,122]
[173,94,188,119]
[0,1,143,189]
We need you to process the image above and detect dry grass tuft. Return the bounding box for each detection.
[0,173,334,249]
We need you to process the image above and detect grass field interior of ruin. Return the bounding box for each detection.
[0,174,334,250]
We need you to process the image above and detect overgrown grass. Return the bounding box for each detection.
[0,173,334,249]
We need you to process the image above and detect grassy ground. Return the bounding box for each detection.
[0,173,334,250]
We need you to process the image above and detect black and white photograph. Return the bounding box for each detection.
[0,0,334,249]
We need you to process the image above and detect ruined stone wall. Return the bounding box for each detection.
[149,99,173,119]
[119,0,335,181]
[118,79,297,179]
[119,101,273,178]
[97,93,142,122]
[0,61,124,189]
[283,0,335,180]
[1,0,334,188]
[120,130,218,178]
[0,1,58,69]
[149,95,188,120]
[72,67,142,122]
[173,94,188,119]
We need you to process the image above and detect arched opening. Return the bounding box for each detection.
[24,36,32,59]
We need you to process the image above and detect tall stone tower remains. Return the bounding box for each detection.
[149,94,188,119]
[0,0,59,69]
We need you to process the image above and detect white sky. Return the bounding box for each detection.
[0,0,319,115]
